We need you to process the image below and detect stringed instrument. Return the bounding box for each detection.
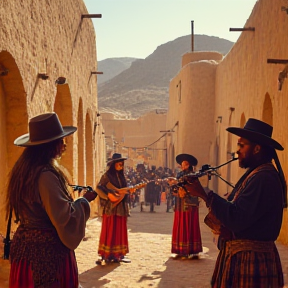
[106,181,147,207]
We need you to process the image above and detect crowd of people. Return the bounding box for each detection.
[125,164,175,213]
[4,112,286,288]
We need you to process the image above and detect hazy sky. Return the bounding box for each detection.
[83,0,258,61]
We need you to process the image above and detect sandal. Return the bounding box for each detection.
[120,258,131,263]
[95,259,103,265]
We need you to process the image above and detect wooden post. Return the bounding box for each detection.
[191,20,194,52]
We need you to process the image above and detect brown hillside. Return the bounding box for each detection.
[98,34,234,118]
[97,57,137,85]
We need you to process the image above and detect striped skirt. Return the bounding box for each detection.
[98,214,129,261]
[171,207,202,255]
[212,239,284,288]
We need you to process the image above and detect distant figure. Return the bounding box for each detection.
[144,170,159,212]
[168,153,202,259]
[96,153,132,264]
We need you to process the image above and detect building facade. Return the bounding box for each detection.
[0,1,106,234]
[166,0,288,244]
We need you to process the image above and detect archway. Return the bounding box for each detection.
[77,99,84,187]
[85,111,93,186]
[236,113,247,180]
[262,93,273,126]
[226,109,235,194]
[54,83,74,182]
[171,144,175,172]
[0,51,27,232]
[240,113,246,128]
[168,143,173,169]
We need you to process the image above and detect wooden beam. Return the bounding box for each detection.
[91,71,103,75]
[267,59,288,64]
[81,14,102,19]
[229,27,255,32]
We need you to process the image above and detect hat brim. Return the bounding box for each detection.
[226,127,284,151]
[107,157,127,165]
[176,153,198,166]
[14,126,77,147]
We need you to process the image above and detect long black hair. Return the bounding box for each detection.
[106,161,127,188]
[6,139,71,222]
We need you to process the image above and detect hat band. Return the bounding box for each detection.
[245,127,272,138]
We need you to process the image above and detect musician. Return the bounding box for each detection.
[144,167,160,212]
[135,163,147,211]
[170,153,203,259]
[96,153,131,264]
[7,113,97,288]
[184,119,285,287]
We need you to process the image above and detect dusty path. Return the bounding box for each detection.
[1,200,287,288]
[76,201,288,288]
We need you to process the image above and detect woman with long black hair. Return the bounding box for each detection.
[96,153,131,264]
[6,112,97,288]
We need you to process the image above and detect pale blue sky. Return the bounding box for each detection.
[83,0,257,61]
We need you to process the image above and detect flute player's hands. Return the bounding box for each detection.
[83,187,98,202]
[183,177,208,202]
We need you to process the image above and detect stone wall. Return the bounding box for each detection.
[0,1,106,236]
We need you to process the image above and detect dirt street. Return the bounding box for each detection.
[0,199,287,288]
[77,200,288,288]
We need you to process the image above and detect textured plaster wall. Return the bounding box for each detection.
[213,0,288,244]
[0,1,106,236]
[101,111,167,168]
[167,0,288,244]
[167,52,222,170]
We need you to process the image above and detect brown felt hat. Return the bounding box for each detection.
[107,153,127,165]
[227,118,283,151]
[176,153,198,166]
[14,112,77,147]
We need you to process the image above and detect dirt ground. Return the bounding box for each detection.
[1,200,288,288]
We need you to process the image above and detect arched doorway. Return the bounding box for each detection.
[54,83,74,182]
[262,93,273,126]
[240,113,246,128]
[77,99,84,187]
[226,108,235,194]
[0,51,28,232]
[85,111,94,186]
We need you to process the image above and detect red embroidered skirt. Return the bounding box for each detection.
[9,250,78,288]
[171,207,202,255]
[98,214,129,260]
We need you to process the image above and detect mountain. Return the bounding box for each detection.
[97,57,138,85]
[98,34,234,118]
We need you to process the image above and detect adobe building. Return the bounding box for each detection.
[101,110,167,168]
[0,1,106,235]
[166,0,288,244]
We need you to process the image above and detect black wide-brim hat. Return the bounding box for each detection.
[107,153,127,165]
[176,153,198,166]
[226,118,284,151]
[14,112,77,147]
